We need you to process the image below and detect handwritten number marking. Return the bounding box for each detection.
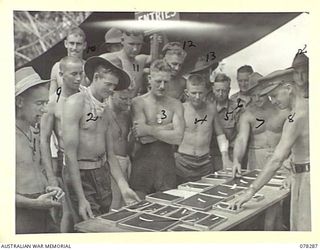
[86,113,98,122]
[255,118,265,129]
[56,87,62,103]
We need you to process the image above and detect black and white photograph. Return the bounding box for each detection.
[12,9,312,236]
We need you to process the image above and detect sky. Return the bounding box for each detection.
[212,13,309,96]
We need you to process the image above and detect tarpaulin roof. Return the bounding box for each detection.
[22,12,302,79]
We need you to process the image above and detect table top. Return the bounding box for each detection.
[75,184,290,233]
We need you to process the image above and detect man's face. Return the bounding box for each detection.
[186,84,206,108]
[213,81,230,103]
[64,34,86,58]
[121,35,143,58]
[112,90,132,111]
[61,62,83,91]
[21,86,49,126]
[251,93,268,108]
[237,72,251,93]
[149,71,171,97]
[95,72,119,99]
[268,85,291,110]
[164,53,185,76]
[293,64,308,87]
[107,43,123,53]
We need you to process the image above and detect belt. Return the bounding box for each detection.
[78,155,107,170]
[291,162,310,174]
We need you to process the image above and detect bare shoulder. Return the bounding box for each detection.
[136,54,148,64]
[167,96,183,110]
[132,93,147,106]
[64,92,85,113]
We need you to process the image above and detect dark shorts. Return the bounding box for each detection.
[16,193,59,234]
[129,141,177,196]
[67,162,112,221]
[175,152,213,185]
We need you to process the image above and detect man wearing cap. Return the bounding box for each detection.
[62,56,140,221]
[101,29,161,97]
[231,72,290,230]
[210,73,238,171]
[40,56,84,232]
[230,68,310,231]
[15,67,64,233]
[99,27,123,54]
[174,74,232,184]
[291,52,309,98]
[130,59,185,198]
[162,42,187,99]
[49,27,89,95]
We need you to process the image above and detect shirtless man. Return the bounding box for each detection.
[63,56,139,221]
[175,74,232,184]
[109,89,134,209]
[232,72,290,173]
[162,42,187,99]
[232,72,290,230]
[130,59,185,198]
[230,68,310,231]
[291,52,309,98]
[101,29,160,97]
[40,56,83,232]
[15,67,64,234]
[49,27,89,95]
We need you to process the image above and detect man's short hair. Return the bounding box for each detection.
[214,73,231,83]
[237,65,254,74]
[59,56,83,72]
[66,26,86,41]
[121,28,144,39]
[150,59,172,74]
[162,42,187,58]
[186,74,206,88]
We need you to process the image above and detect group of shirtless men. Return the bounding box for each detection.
[15,26,310,234]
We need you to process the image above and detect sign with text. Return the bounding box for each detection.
[135,12,180,21]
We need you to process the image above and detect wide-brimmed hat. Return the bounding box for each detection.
[291,53,308,68]
[259,68,295,96]
[15,67,50,96]
[84,55,131,91]
[104,27,122,44]
[189,55,219,74]
[246,72,263,94]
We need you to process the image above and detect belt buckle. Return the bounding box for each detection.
[305,163,310,172]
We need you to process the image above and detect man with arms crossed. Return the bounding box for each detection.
[15,67,64,233]
[130,59,185,198]
[232,72,290,230]
[230,68,310,231]
[63,56,139,221]
[40,56,84,232]
[175,74,232,184]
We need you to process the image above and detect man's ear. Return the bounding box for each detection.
[16,96,24,108]
[184,89,189,97]
[64,39,68,49]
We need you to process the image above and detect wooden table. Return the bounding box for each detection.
[75,185,290,232]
